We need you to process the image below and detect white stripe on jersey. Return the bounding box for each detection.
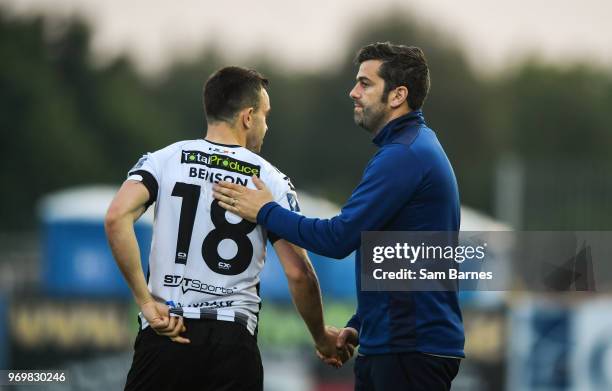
[128,139,300,335]
[139,307,257,335]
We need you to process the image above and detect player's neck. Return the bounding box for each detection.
[205,122,246,147]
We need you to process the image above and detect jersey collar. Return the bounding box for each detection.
[203,139,242,148]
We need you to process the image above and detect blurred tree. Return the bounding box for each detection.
[494,61,612,228]
[0,13,172,229]
[498,61,612,160]
[2,7,611,230]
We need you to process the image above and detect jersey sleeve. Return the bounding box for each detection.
[274,180,301,214]
[126,153,159,208]
[265,166,302,243]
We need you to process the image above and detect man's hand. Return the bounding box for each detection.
[337,327,359,351]
[213,176,273,222]
[315,326,355,368]
[315,326,344,368]
[317,327,358,367]
[140,300,190,344]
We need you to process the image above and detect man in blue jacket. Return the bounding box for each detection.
[214,42,464,391]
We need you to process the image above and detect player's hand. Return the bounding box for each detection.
[317,327,358,367]
[140,300,190,344]
[213,176,273,223]
[337,327,359,351]
[315,326,353,368]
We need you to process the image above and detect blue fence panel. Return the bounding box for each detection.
[42,220,151,297]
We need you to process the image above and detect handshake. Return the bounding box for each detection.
[314,326,359,368]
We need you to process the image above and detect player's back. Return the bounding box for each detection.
[127,139,296,335]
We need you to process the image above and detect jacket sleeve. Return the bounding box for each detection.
[257,144,424,259]
[346,313,361,336]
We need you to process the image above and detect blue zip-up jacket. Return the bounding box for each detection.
[257,110,465,357]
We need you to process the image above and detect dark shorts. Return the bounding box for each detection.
[125,319,263,391]
[354,352,460,391]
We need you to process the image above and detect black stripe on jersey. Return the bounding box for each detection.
[129,170,158,207]
[255,282,261,337]
[204,139,241,148]
[200,308,218,321]
[234,312,250,329]
[197,308,249,329]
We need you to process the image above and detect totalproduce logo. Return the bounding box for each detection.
[181,150,260,177]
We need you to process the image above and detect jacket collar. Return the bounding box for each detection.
[372,110,425,147]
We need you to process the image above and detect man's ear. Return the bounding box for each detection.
[389,86,408,109]
[241,107,254,129]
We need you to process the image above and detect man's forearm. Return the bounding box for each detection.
[287,270,326,344]
[105,216,151,306]
[258,203,358,259]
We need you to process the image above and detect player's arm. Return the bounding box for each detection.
[104,180,189,344]
[105,181,150,305]
[273,239,347,366]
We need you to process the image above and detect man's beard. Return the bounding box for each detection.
[354,103,388,133]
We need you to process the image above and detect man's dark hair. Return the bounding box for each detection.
[203,66,269,123]
[355,42,430,110]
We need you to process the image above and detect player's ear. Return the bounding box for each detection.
[389,86,408,109]
[241,107,254,129]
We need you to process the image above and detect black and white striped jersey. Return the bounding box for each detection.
[126,139,300,335]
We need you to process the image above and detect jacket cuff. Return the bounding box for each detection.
[257,201,280,226]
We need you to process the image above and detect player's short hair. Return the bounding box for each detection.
[203,66,269,123]
[355,42,430,110]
